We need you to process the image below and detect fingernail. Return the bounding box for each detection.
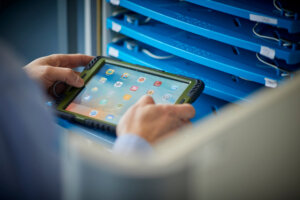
[77,77,84,86]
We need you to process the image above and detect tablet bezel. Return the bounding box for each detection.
[56,57,203,132]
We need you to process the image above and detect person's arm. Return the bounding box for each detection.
[23,54,195,155]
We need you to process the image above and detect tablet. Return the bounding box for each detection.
[56,57,204,133]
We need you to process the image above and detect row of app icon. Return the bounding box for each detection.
[89,110,115,121]
[100,76,161,87]
[83,91,173,104]
[102,69,181,92]
[83,94,132,102]
[99,77,177,90]
[105,68,166,85]
[100,76,146,83]
[112,81,163,88]
[90,85,155,95]
[105,69,146,81]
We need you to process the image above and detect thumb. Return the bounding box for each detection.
[49,67,84,87]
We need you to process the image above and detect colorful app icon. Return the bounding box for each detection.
[99,99,108,105]
[116,104,123,109]
[114,81,123,87]
[121,73,130,79]
[99,77,107,83]
[130,85,139,91]
[123,94,132,100]
[162,93,172,101]
[83,95,91,101]
[154,81,162,87]
[147,90,155,95]
[137,77,146,83]
[106,69,115,75]
[105,114,114,121]
[89,110,98,117]
[171,85,178,90]
[91,87,98,92]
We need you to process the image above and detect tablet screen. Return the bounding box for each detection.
[65,63,189,124]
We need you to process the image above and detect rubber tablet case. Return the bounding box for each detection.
[55,56,205,133]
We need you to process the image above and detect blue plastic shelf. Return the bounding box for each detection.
[107,0,300,64]
[190,92,228,122]
[186,0,300,33]
[107,16,293,86]
[107,41,262,102]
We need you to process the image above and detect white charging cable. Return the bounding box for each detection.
[252,22,294,47]
[273,0,297,18]
[256,53,290,77]
[141,48,174,59]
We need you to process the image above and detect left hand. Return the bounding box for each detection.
[24,54,93,93]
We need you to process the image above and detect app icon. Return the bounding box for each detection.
[91,87,98,92]
[99,99,108,105]
[106,69,115,75]
[105,114,114,121]
[137,77,146,83]
[154,81,162,87]
[99,77,107,83]
[114,81,123,87]
[171,85,178,90]
[130,86,139,91]
[123,94,132,100]
[121,73,130,79]
[162,93,172,101]
[83,95,91,101]
[116,104,123,109]
[89,110,98,117]
[147,90,155,95]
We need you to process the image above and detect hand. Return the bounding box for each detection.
[117,95,195,144]
[24,54,93,92]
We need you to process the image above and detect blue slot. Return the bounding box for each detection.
[186,0,300,33]
[107,0,300,64]
[107,16,293,86]
[107,41,262,102]
[190,92,228,122]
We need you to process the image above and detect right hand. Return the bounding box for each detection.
[117,95,195,144]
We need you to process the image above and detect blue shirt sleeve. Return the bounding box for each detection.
[113,134,153,156]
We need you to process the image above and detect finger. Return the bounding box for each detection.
[136,95,155,106]
[48,67,84,87]
[74,71,81,76]
[156,118,185,142]
[167,118,192,135]
[46,54,94,68]
[172,104,196,120]
[182,120,192,126]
